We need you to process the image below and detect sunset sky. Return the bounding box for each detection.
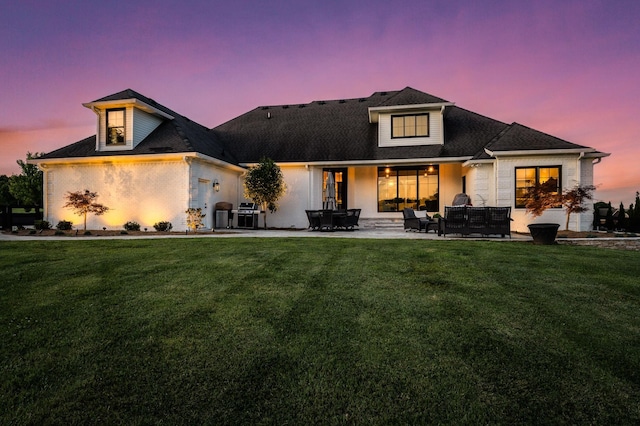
[2,0,639,206]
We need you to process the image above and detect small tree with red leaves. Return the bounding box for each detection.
[561,184,596,231]
[63,190,109,231]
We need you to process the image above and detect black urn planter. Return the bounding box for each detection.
[528,223,560,245]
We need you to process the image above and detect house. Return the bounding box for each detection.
[32,87,609,232]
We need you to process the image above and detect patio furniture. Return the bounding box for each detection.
[305,210,321,230]
[403,208,437,232]
[341,209,361,230]
[319,209,335,231]
[452,193,473,206]
[439,206,512,237]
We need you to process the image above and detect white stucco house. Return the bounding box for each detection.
[32,87,609,232]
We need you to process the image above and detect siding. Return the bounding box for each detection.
[494,154,595,232]
[133,108,163,147]
[378,110,444,147]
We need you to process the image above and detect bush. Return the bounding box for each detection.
[84,231,92,235]
[34,220,51,230]
[54,230,65,236]
[56,220,73,231]
[123,221,140,231]
[153,221,173,232]
[120,230,128,235]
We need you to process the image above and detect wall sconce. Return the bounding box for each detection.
[213,179,220,192]
[385,167,390,179]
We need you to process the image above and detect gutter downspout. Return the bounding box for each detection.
[576,152,585,231]
[306,164,311,209]
[36,164,48,223]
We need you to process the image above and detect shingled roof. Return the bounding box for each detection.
[40,86,600,166]
[40,89,235,163]
[211,87,509,163]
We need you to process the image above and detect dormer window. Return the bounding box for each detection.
[106,109,126,145]
[392,114,429,138]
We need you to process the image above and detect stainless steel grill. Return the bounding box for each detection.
[233,202,260,229]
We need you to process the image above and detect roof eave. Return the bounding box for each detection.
[241,156,472,168]
[368,102,454,123]
[82,98,174,120]
[484,148,599,157]
[30,152,243,172]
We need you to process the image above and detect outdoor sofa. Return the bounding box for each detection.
[438,206,512,237]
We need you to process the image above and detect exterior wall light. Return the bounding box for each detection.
[213,179,220,192]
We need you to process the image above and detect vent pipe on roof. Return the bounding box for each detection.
[267,112,271,119]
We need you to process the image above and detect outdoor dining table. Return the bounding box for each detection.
[306,209,358,231]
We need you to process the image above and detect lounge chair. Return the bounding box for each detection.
[403,208,432,232]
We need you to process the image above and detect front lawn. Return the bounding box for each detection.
[1,238,639,424]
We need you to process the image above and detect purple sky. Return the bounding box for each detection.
[2,0,639,206]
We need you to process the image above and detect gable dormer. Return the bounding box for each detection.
[368,87,453,148]
[83,90,174,152]
[369,102,453,148]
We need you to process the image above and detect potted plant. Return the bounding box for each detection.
[525,179,562,244]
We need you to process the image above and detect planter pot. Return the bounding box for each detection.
[528,223,560,245]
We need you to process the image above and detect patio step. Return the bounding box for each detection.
[359,218,404,229]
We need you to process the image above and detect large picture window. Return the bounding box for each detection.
[515,166,561,208]
[106,109,126,145]
[378,166,439,212]
[391,114,429,138]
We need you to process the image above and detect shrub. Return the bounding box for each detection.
[84,231,92,235]
[34,220,51,230]
[120,230,128,235]
[123,221,141,231]
[56,220,73,231]
[54,230,65,236]
[153,221,173,232]
[29,229,36,234]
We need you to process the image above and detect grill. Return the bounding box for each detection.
[233,202,260,229]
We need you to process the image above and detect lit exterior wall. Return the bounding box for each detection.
[42,158,243,232]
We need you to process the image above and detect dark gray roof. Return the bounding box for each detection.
[486,122,590,152]
[40,86,601,165]
[212,87,508,163]
[41,89,236,163]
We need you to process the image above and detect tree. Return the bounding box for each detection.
[605,202,614,231]
[0,175,18,206]
[634,192,640,232]
[561,184,596,231]
[63,190,109,230]
[617,202,627,231]
[8,152,43,211]
[243,157,286,229]
[628,203,635,232]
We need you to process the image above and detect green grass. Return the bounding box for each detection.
[1,238,639,424]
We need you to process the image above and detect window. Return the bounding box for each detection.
[515,166,561,208]
[391,114,429,138]
[106,109,125,145]
[378,166,439,212]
